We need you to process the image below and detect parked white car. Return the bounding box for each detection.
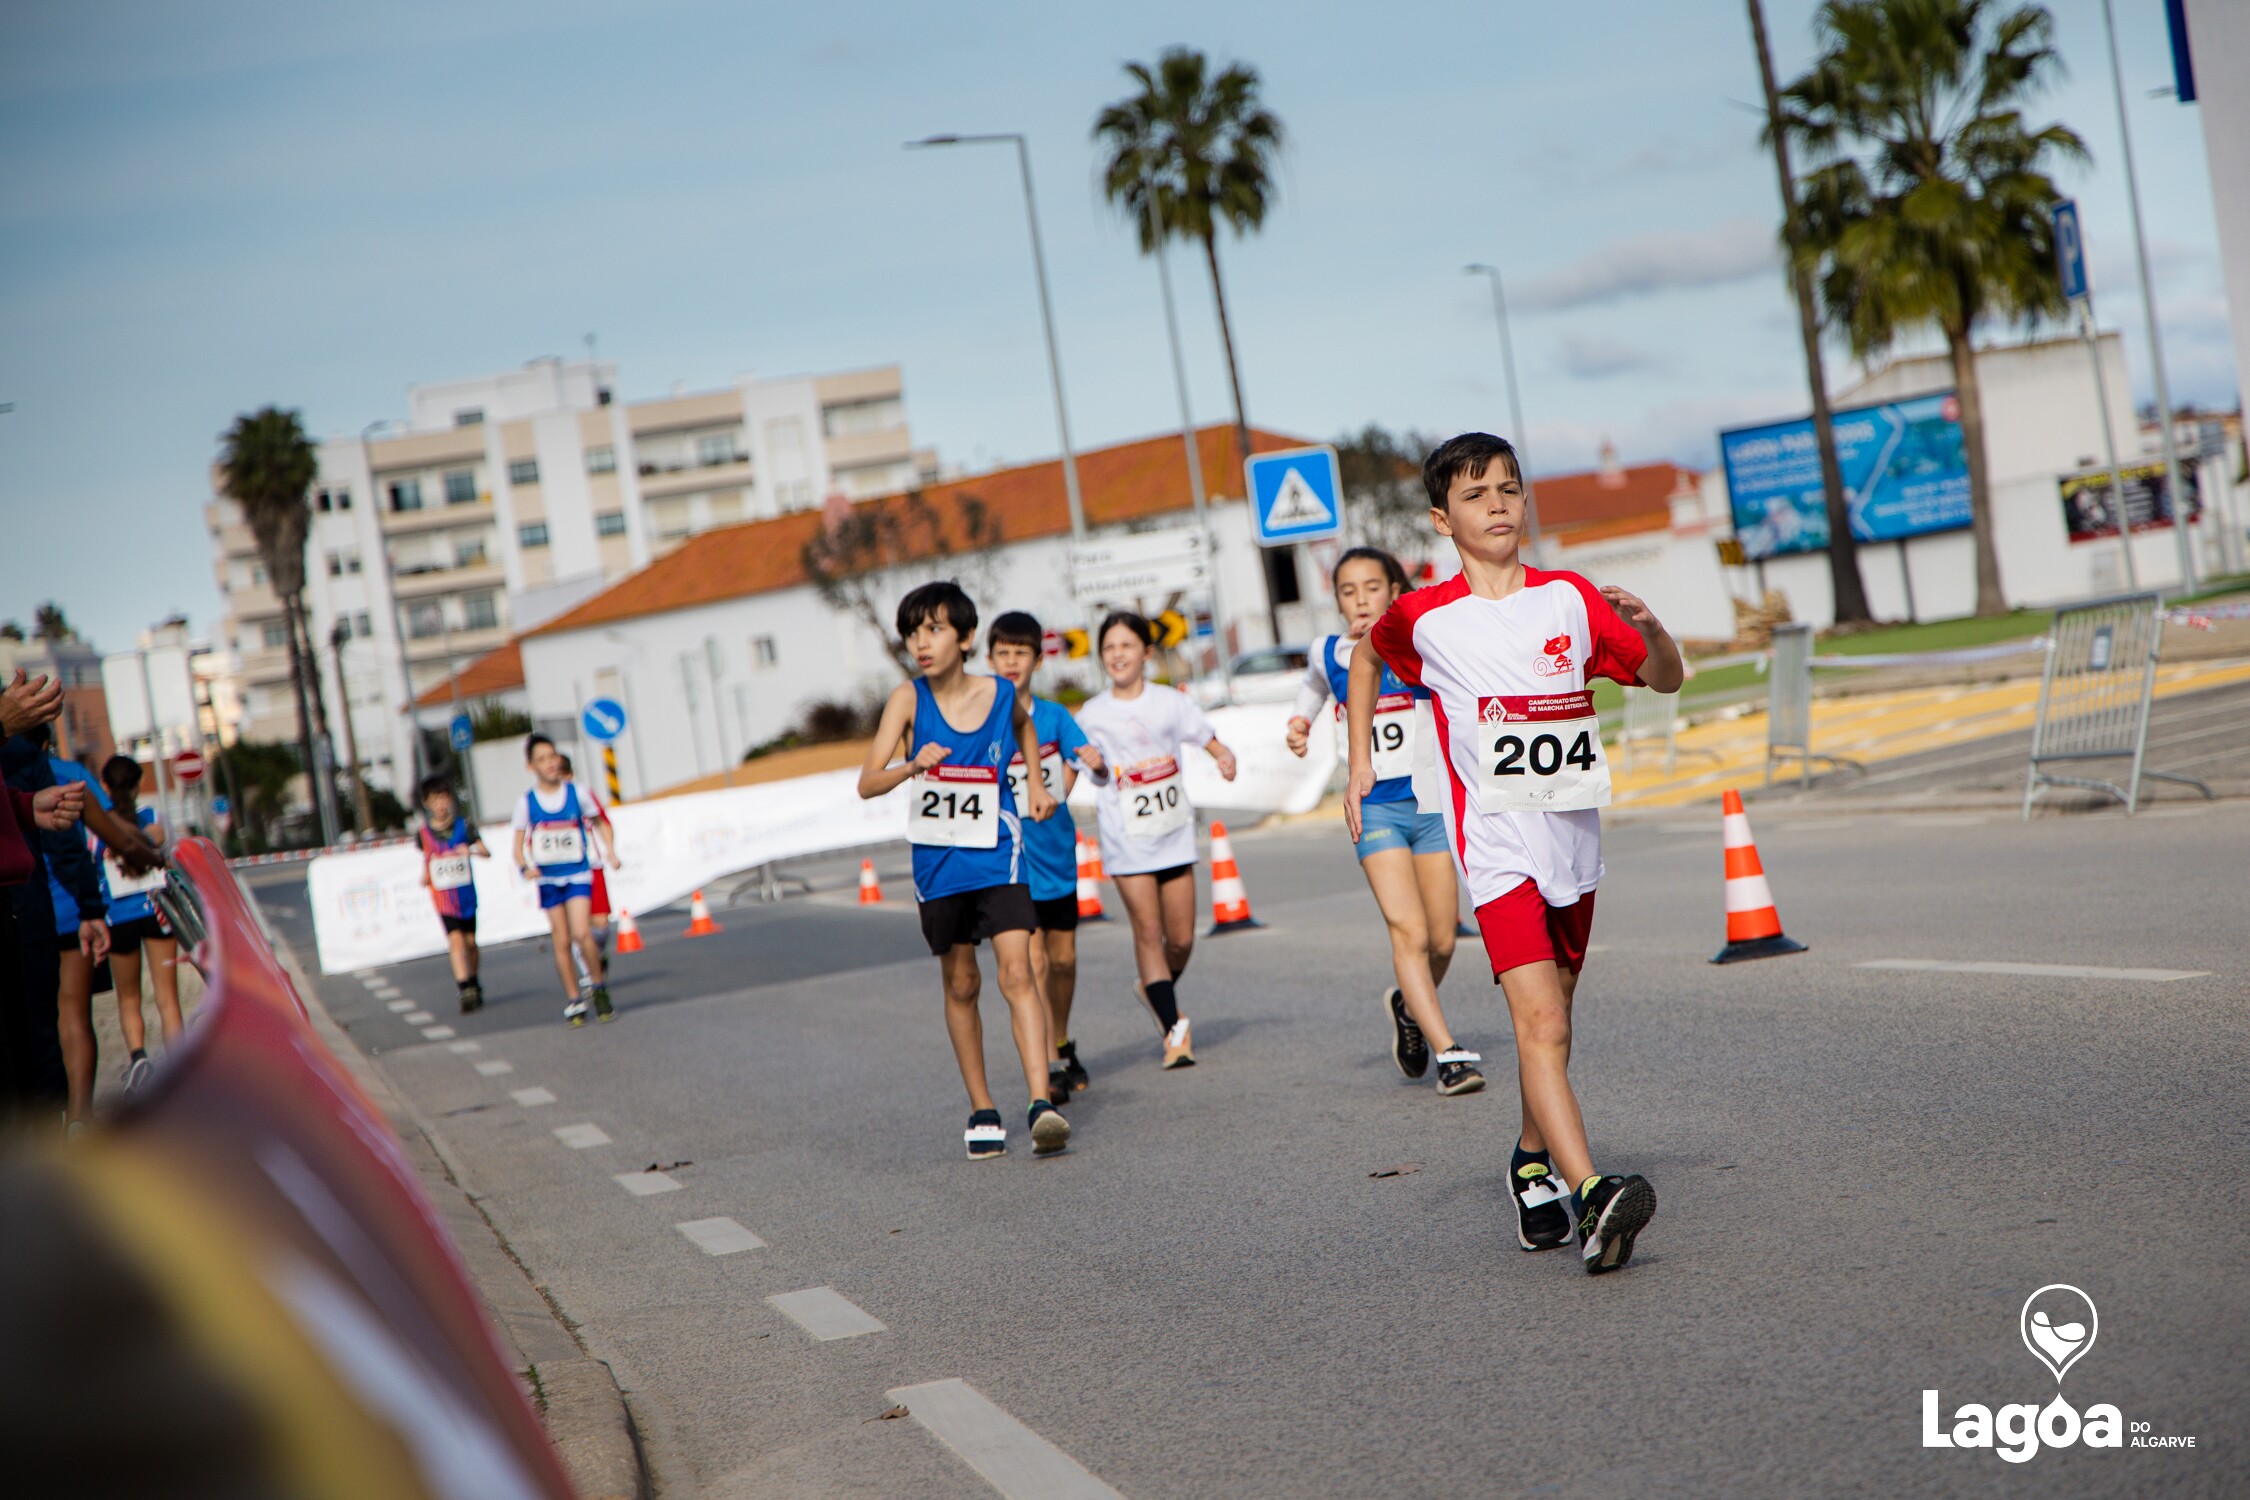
[1189,645,1311,709]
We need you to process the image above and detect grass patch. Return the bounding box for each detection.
[1814,610,2047,656]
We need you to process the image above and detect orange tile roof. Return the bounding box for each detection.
[1533,461,1699,535]
[412,639,524,708]
[527,424,1308,638]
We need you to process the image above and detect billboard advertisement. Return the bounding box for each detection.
[2058,460,2201,543]
[1720,392,1974,561]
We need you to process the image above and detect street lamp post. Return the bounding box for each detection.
[1143,183,1233,700]
[2100,0,2194,592]
[906,132,1086,545]
[1464,264,1546,563]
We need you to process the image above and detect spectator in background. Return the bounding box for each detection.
[1,666,90,1113]
[34,725,112,1130]
[99,755,181,1092]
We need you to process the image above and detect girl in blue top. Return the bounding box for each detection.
[859,581,1071,1162]
[512,734,620,1026]
[1286,547,1483,1098]
[98,754,182,1089]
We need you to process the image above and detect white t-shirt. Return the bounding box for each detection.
[1369,569,1649,908]
[1073,683,1217,876]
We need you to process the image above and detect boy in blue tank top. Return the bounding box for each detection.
[986,610,1108,1102]
[858,582,1072,1161]
[511,734,620,1026]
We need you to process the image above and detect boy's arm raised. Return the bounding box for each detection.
[857,683,942,799]
[1601,585,1685,693]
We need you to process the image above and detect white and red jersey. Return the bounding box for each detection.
[1368,568,1649,908]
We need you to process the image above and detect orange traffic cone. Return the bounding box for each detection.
[613,907,643,954]
[858,858,883,904]
[1711,789,1806,963]
[1205,821,1264,934]
[1074,834,1108,921]
[684,889,723,937]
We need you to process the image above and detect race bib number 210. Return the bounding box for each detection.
[1472,691,1609,812]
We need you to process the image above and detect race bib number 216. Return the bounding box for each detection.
[1473,691,1609,812]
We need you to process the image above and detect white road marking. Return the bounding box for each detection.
[675,1217,764,1255]
[387,1000,414,1013]
[510,1087,556,1107]
[421,1026,457,1041]
[1857,959,2210,983]
[403,1010,434,1025]
[616,1171,682,1196]
[473,1059,514,1076]
[554,1123,612,1148]
[767,1286,885,1340]
[445,1040,483,1054]
[886,1378,1122,1499]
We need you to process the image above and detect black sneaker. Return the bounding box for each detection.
[1028,1099,1072,1155]
[1058,1039,1090,1093]
[1576,1173,1657,1274]
[1046,1063,1072,1107]
[1385,988,1430,1078]
[1434,1048,1486,1095]
[1511,1162,1573,1251]
[591,985,615,1022]
[965,1108,1007,1160]
[459,982,483,1015]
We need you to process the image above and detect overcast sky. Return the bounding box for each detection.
[1,0,2235,651]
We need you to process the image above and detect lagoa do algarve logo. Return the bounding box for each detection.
[1921,1285,2195,1463]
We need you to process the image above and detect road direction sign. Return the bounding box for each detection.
[1248,446,1343,547]
[581,698,628,743]
[172,748,206,784]
[212,795,230,819]
[449,714,474,752]
[1071,525,1209,604]
[2053,198,2089,302]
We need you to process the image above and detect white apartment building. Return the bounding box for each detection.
[208,357,929,795]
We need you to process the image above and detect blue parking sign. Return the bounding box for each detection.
[1248,446,1343,547]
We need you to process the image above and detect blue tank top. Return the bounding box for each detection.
[100,806,164,925]
[522,783,592,884]
[1320,635,1419,805]
[909,674,1023,900]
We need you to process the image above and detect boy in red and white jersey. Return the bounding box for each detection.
[1347,431,1684,1274]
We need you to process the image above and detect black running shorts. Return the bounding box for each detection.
[1031,894,1080,933]
[918,884,1037,955]
[441,914,478,936]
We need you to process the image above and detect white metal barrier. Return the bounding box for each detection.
[1620,686,1679,776]
[2021,592,2213,817]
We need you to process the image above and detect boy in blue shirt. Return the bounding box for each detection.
[986,611,1108,1101]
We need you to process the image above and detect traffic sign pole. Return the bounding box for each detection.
[2055,199,2136,591]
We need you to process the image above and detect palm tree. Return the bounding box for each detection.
[1095,47,1284,485]
[1780,0,2086,616]
[218,407,322,819]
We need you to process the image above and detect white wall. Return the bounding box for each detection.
[1548,527,1737,643]
[523,498,1278,797]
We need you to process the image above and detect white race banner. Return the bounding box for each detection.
[309,704,1333,975]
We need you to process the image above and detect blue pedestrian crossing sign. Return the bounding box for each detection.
[581,698,628,743]
[448,714,474,752]
[1248,445,1343,547]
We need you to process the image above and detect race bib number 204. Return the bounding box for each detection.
[1472,691,1610,812]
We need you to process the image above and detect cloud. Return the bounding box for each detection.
[1555,333,1659,379]
[1517,216,1780,312]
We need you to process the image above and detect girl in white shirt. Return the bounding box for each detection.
[1074,611,1237,1069]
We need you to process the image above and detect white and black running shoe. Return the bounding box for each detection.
[1028,1099,1072,1155]
[1386,988,1430,1078]
[1511,1162,1574,1251]
[1434,1048,1486,1096]
[965,1108,1008,1160]
[1576,1173,1656,1274]
[123,1055,155,1094]
[564,999,589,1027]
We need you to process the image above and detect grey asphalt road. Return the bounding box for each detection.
[245,797,2249,1499]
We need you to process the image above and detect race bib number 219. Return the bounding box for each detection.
[1472,691,1609,812]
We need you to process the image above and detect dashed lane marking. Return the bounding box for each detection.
[554,1123,612,1148]
[886,1377,1123,1499]
[767,1286,885,1341]
[446,1040,483,1054]
[403,1010,434,1025]
[510,1087,556,1107]
[676,1217,765,1255]
[387,1000,414,1013]
[1857,959,2210,983]
[421,1025,457,1041]
[473,1059,514,1076]
[616,1171,682,1197]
